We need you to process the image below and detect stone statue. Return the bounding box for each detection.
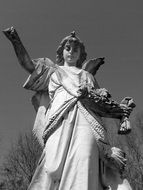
[3,27,134,190]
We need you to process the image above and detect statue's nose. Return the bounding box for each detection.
[69,48,74,54]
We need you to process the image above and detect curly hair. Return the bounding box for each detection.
[56,31,87,68]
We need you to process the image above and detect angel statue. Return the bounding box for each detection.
[3,27,135,190]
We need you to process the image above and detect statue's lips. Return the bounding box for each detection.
[67,55,74,59]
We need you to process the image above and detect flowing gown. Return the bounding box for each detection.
[23,59,132,190]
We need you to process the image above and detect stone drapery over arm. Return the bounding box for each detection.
[78,86,132,119]
[23,58,57,92]
[23,58,57,146]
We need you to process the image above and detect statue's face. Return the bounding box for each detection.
[63,41,81,66]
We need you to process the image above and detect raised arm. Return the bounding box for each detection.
[3,27,35,74]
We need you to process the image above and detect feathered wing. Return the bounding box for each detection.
[82,57,105,76]
[23,57,57,146]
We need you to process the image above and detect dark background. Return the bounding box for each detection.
[0,0,143,163]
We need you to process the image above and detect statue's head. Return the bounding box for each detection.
[56,31,87,68]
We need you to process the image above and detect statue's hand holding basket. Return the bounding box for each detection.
[78,86,135,135]
[118,97,136,135]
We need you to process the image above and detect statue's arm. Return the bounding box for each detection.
[3,27,35,74]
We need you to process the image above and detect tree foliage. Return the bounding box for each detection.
[125,111,143,189]
[0,131,42,190]
[103,111,143,189]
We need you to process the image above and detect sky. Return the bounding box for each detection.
[0,0,143,164]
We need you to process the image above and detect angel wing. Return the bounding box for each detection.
[82,57,105,76]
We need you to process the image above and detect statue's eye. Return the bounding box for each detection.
[65,45,70,51]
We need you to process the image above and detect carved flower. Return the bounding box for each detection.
[95,88,111,98]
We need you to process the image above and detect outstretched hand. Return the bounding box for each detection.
[119,104,132,118]
[3,26,35,73]
[3,26,20,42]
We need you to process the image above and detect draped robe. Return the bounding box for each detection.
[23,59,132,190]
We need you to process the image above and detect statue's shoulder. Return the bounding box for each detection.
[32,57,56,69]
